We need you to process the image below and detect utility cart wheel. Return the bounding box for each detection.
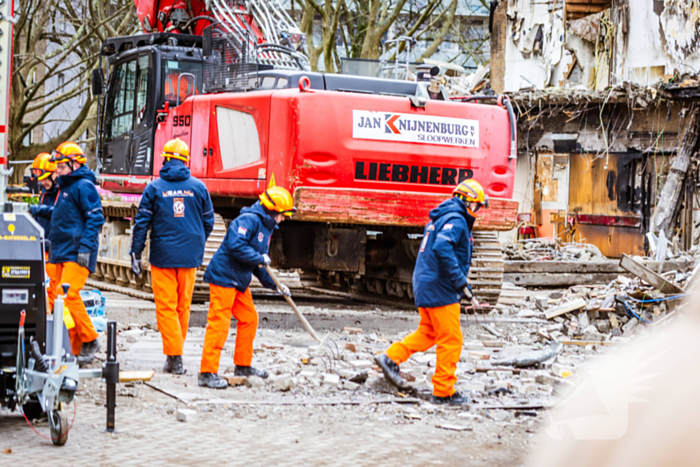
[50,411,69,446]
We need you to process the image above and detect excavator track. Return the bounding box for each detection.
[93,202,504,306]
[467,231,505,305]
[311,230,504,306]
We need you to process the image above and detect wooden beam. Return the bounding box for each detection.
[504,260,691,274]
[566,0,610,4]
[559,340,617,347]
[545,298,587,320]
[652,103,700,235]
[504,272,620,287]
[566,4,607,13]
[619,254,685,294]
[119,370,155,383]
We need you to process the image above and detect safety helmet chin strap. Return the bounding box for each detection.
[264,189,277,207]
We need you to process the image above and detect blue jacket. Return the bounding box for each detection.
[412,197,475,308]
[32,184,59,240]
[31,165,105,272]
[204,201,277,292]
[130,160,214,268]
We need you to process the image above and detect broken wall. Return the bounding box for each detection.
[504,96,689,256]
[498,0,570,92]
[492,0,700,93]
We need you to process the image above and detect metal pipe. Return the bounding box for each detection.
[104,321,119,432]
[502,96,517,160]
[263,265,321,343]
[95,53,104,173]
[213,0,256,58]
[176,72,196,107]
[52,285,68,365]
[451,95,498,102]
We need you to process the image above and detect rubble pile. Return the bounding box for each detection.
[508,265,693,346]
[504,238,603,261]
[114,322,573,420]
[508,81,666,109]
[98,259,696,443]
[445,65,490,96]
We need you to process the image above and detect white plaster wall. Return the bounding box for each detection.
[622,1,700,83]
[503,1,562,92]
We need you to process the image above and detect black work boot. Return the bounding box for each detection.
[234,365,269,379]
[374,353,408,389]
[163,356,184,375]
[198,372,228,389]
[77,339,101,365]
[431,391,471,406]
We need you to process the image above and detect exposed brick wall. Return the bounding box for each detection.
[490,1,507,93]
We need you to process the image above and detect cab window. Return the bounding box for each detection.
[105,56,150,141]
[105,60,136,141]
[162,60,202,106]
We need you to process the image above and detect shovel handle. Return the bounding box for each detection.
[19,310,26,328]
[263,265,321,343]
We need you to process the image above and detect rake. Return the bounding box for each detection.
[264,266,340,372]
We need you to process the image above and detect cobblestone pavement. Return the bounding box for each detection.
[1,293,549,465]
[2,399,536,466]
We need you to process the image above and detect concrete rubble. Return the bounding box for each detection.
[99,251,693,431]
[504,238,603,262]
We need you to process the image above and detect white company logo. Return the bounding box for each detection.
[352,110,479,148]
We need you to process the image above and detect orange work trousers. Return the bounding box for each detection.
[150,266,197,356]
[200,284,258,374]
[45,253,60,311]
[54,262,98,356]
[385,303,463,398]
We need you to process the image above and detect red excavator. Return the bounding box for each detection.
[92,0,519,303]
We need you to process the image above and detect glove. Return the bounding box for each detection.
[77,251,91,269]
[463,285,480,308]
[131,252,142,277]
[261,254,272,266]
[277,284,291,297]
[462,285,474,303]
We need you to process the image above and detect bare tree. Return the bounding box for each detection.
[296,0,488,72]
[9,0,138,181]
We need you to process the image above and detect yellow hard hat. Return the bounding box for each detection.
[31,153,56,181]
[162,138,190,162]
[259,186,296,217]
[453,179,489,211]
[51,142,86,165]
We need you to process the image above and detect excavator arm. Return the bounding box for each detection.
[134,0,306,54]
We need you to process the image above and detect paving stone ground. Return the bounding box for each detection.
[1,293,543,465]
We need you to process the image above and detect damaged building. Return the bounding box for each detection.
[490,0,700,257]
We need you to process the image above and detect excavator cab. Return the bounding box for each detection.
[97,33,203,176]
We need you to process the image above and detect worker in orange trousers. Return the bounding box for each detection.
[29,153,60,311]
[198,186,295,389]
[32,142,104,364]
[130,139,215,374]
[375,179,489,405]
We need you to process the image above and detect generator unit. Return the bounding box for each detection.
[0,206,48,411]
